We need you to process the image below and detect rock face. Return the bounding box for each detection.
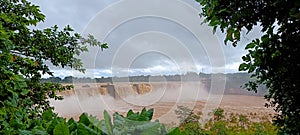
[58,89,75,97]
[131,84,152,94]
[98,86,108,95]
[110,83,152,100]
[57,83,153,99]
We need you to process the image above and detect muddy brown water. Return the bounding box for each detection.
[50,82,274,125]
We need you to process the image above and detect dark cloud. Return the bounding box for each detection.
[29,0,260,78]
[30,0,118,31]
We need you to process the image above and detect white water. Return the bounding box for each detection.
[50,82,209,123]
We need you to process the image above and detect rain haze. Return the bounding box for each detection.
[30,0,263,78]
[29,0,272,126]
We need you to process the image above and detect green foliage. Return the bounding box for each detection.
[125,108,154,121]
[103,110,113,135]
[180,122,204,135]
[175,106,200,125]
[53,122,69,135]
[174,106,277,135]
[0,0,107,134]
[168,127,183,135]
[35,108,163,135]
[197,0,300,133]
[209,121,228,135]
[0,0,286,134]
[213,108,224,121]
[66,113,102,135]
[102,108,167,135]
[174,106,205,135]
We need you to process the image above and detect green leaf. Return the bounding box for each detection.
[103,110,113,135]
[226,27,234,43]
[42,109,53,122]
[47,118,59,134]
[77,123,98,135]
[234,29,240,40]
[261,35,269,43]
[248,65,256,73]
[20,89,30,96]
[212,26,217,34]
[32,129,48,135]
[136,120,160,135]
[79,113,90,126]
[113,112,125,128]
[239,63,249,71]
[139,108,148,121]
[168,127,181,135]
[101,43,109,49]
[53,122,69,135]
[127,109,134,117]
[242,55,251,62]
[67,118,75,125]
[217,8,228,14]
[245,43,256,49]
[11,93,18,107]
[18,130,33,135]
[147,108,154,121]
[0,109,6,115]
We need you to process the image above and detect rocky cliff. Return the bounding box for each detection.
[58,83,153,100]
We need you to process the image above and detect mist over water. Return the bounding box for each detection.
[50,81,208,122]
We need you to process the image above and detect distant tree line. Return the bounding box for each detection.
[41,72,248,83]
[41,72,217,83]
[41,72,267,96]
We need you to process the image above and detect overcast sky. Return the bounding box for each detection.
[29,0,262,78]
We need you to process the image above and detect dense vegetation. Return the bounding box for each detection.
[41,72,233,83]
[5,105,277,134]
[173,106,277,135]
[197,0,300,133]
[0,0,294,134]
[29,108,168,135]
[41,72,249,83]
[0,0,107,134]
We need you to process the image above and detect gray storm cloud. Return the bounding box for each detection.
[30,0,262,77]
[80,0,226,75]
